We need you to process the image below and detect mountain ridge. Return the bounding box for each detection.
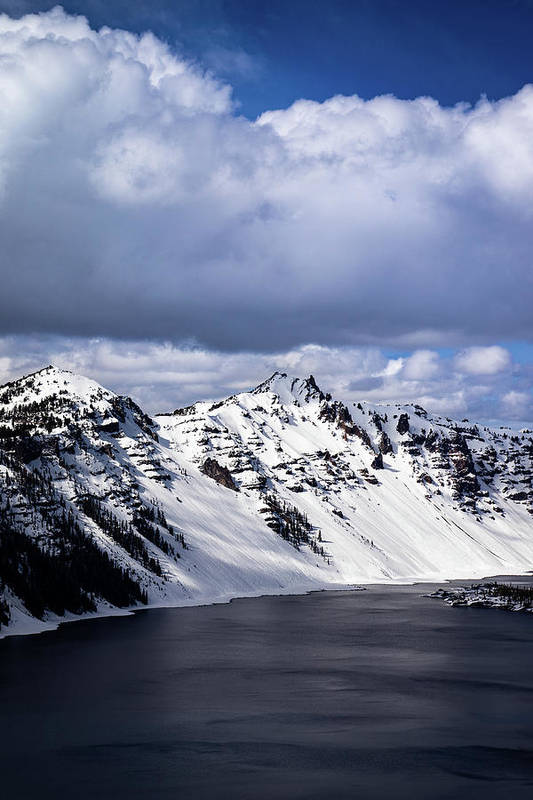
[1,365,532,638]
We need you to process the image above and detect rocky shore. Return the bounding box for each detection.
[429,582,533,613]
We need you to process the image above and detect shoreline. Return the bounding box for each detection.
[2,567,533,642]
[428,581,533,613]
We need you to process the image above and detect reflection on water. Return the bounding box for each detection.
[1,581,532,799]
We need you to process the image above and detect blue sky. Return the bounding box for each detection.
[3,0,533,116]
[0,2,531,421]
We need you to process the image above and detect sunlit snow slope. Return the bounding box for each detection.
[1,367,532,637]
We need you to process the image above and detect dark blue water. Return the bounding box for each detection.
[1,583,532,799]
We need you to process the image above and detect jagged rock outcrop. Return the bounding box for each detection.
[371,412,383,431]
[201,457,239,491]
[370,452,384,470]
[396,413,410,435]
[320,400,355,434]
[448,430,481,503]
[377,431,393,455]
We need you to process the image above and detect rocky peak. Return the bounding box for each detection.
[0,364,113,407]
[251,371,288,394]
[0,366,157,442]
[251,371,326,405]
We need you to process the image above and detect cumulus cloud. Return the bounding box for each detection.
[0,8,531,350]
[501,390,531,419]
[0,334,531,424]
[454,346,512,375]
[402,350,441,380]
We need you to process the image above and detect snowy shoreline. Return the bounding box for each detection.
[3,568,533,641]
[428,582,533,613]
[0,582,355,640]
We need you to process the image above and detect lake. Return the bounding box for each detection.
[1,581,532,799]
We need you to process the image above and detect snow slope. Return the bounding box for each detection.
[1,367,532,637]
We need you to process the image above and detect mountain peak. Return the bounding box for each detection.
[38,363,70,375]
[251,371,326,404]
[251,371,288,394]
[33,364,84,383]
[0,363,114,408]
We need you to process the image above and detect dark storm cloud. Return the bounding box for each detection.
[0,8,532,352]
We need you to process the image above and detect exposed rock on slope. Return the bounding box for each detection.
[201,457,239,491]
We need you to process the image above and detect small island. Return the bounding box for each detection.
[429,582,533,613]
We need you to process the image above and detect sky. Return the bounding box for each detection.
[0,1,531,422]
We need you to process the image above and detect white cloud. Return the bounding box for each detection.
[501,390,532,419]
[0,9,531,348]
[0,335,530,426]
[454,346,511,375]
[402,350,441,380]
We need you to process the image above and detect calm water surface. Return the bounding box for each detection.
[1,582,533,799]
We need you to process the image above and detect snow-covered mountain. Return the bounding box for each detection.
[1,366,532,637]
